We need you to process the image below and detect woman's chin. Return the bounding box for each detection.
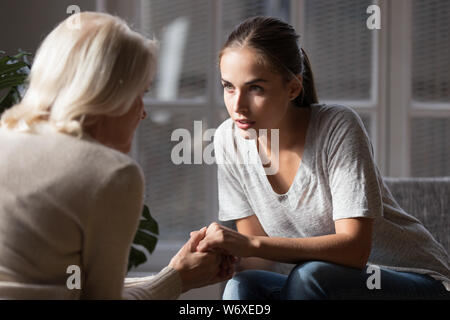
[237,127,258,140]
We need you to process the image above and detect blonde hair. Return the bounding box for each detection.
[1,12,158,136]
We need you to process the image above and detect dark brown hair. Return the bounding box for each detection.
[220,16,318,108]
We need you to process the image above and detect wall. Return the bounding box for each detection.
[0,0,95,56]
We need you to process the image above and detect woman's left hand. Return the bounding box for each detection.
[196,222,257,257]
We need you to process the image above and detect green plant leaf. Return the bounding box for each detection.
[127,246,148,272]
[11,51,32,62]
[0,55,10,67]
[0,50,31,115]
[127,204,159,271]
[139,206,159,235]
[0,61,28,77]
[138,219,159,236]
[0,50,30,63]
[0,88,20,113]
[0,88,13,104]
[0,75,28,90]
[133,230,158,254]
[142,204,151,220]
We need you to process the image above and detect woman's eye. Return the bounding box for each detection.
[222,83,234,92]
[250,85,264,93]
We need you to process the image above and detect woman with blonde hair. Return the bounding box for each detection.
[0,12,232,299]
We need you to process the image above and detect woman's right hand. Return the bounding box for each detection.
[169,227,235,293]
[196,222,257,258]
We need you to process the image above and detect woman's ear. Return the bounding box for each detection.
[289,74,303,101]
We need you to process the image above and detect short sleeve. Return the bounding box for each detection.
[214,122,254,222]
[326,108,383,221]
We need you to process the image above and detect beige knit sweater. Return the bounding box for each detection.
[0,125,181,299]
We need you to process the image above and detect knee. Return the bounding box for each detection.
[222,269,284,300]
[222,270,260,300]
[282,261,337,299]
[290,261,337,282]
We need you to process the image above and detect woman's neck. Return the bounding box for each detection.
[257,106,311,154]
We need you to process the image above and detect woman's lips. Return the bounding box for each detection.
[235,119,256,130]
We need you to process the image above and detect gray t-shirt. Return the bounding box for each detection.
[215,103,450,290]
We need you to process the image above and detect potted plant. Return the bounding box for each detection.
[0,50,158,272]
[0,50,31,113]
[128,204,159,271]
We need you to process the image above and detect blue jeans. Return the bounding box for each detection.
[223,261,450,300]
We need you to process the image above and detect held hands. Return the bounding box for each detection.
[168,226,236,293]
[196,222,257,258]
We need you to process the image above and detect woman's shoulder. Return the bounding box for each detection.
[312,103,361,122]
[0,128,144,213]
[76,133,144,182]
[52,132,145,202]
[2,128,143,185]
[309,103,371,153]
[311,103,367,134]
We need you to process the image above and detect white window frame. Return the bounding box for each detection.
[387,0,450,177]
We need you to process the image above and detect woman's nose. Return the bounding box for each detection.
[233,92,248,114]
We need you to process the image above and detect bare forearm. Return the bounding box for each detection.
[236,257,276,272]
[250,233,370,269]
[198,220,372,270]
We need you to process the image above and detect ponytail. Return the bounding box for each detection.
[293,49,318,108]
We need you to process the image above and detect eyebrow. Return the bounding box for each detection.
[221,78,269,85]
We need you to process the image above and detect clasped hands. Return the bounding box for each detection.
[169,222,253,293]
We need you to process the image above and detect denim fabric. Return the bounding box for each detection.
[223,261,450,300]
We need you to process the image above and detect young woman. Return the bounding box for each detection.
[197,16,450,299]
[0,12,233,299]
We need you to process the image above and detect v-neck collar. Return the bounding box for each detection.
[248,105,316,201]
